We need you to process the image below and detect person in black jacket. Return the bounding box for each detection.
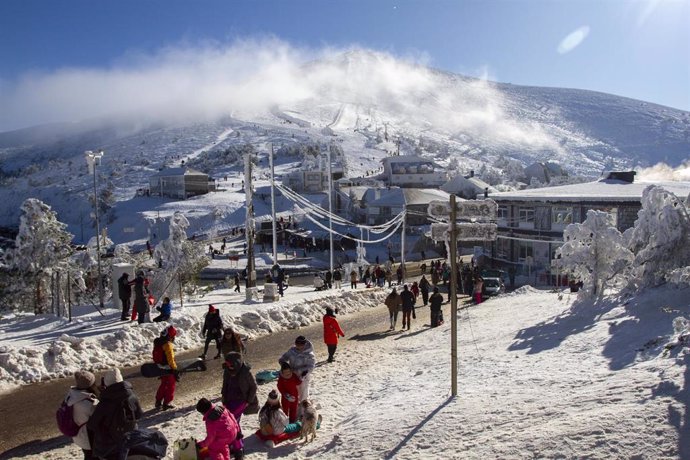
[429,287,444,327]
[400,284,416,331]
[221,352,259,458]
[117,273,132,321]
[200,305,224,360]
[87,368,143,460]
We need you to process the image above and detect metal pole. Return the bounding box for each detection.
[401,205,406,284]
[328,149,334,273]
[245,153,256,300]
[450,194,458,397]
[270,144,278,264]
[86,150,105,311]
[67,272,72,322]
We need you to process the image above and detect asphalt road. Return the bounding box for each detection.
[0,292,394,459]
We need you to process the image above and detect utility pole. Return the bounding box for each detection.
[85,150,105,311]
[269,144,278,264]
[244,153,257,300]
[327,148,334,273]
[449,194,458,397]
[401,204,406,284]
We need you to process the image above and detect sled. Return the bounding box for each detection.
[141,358,207,378]
[254,429,301,445]
[255,369,280,384]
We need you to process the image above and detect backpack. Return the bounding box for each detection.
[56,399,82,437]
[152,336,168,365]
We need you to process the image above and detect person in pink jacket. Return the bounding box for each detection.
[196,397,240,460]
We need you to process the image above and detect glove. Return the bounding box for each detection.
[173,370,181,382]
[301,370,308,377]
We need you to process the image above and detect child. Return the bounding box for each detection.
[276,362,301,423]
[258,390,289,437]
[196,397,240,460]
[152,296,172,322]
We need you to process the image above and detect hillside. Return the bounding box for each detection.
[0,51,687,239]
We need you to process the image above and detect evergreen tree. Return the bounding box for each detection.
[2,198,74,313]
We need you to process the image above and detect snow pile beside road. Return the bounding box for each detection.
[0,288,388,393]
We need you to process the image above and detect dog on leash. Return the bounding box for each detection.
[298,399,321,443]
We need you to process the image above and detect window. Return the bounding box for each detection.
[518,242,533,261]
[518,207,534,228]
[497,205,509,220]
[588,206,618,227]
[552,206,573,224]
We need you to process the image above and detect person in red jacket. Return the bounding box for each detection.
[323,307,345,363]
[196,397,240,460]
[276,362,302,423]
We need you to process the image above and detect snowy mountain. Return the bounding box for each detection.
[0,50,687,239]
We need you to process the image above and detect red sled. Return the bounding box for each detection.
[254,429,300,445]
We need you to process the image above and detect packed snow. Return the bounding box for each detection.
[8,284,690,459]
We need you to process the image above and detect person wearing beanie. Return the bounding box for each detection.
[277,362,301,423]
[152,296,173,322]
[195,397,240,460]
[429,286,444,328]
[117,272,132,321]
[128,270,150,323]
[323,307,345,363]
[221,351,258,458]
[87,368,143,460]
[220,327,246,357]
[64,370,99,459]
[152,325,179,410]
[200,305,224,360]
[258,389,289,438]
[278,336,316,402]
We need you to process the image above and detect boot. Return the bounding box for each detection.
[155,400,162,410]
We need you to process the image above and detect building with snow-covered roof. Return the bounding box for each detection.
[149,167,211,199]
[381,155,447,188]
[366,187,451,226]
[441,172,497,199]
[524,162,568,185]
[482,171,690,283]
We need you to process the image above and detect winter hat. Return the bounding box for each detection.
[280,361,292,371]
[166,325,177,338]
[267,390,279,403]
[325,307,334,316]
[74,370,96,390]
[295,336,307,345]
[208,305,216,313]
[103,368,123,387]
[196,397,212,414]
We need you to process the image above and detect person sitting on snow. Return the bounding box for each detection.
[258,390,289,438]
[195,397,241,460]
[152,296,172,322]
[313,274,325,291]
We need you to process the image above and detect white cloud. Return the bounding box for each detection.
[557,26,590,54]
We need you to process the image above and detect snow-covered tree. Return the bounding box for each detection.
[2,198,74,313]
[153,212,209,298]
[625,185,690,288]
[556,210,634,297]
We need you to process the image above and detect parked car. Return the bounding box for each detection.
[482,277,505,296]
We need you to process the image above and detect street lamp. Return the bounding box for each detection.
[85,150,105,310]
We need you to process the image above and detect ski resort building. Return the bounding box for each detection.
[381,156,447,188]
[441,172,497,200]
[482,171,690,284]
[365,187,451,226]
[149,167,211,199]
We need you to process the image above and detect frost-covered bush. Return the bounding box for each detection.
[556,210,634,297]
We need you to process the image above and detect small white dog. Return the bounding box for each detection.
[298,399,321,443]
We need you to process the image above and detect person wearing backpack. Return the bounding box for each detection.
[87,368,143,460]
[152,325,179,410]
[60,370,99,459]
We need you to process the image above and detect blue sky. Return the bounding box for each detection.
[0,0,688,130]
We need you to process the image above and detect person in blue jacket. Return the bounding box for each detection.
[153,297,172,322]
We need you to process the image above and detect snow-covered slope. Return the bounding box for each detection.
[0,51,687,235]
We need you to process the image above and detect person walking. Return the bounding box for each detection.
[278,336,316,402]
[384,288,402,330]
[429,287,444,327]
[220,327,246,357]
[117,273,132,321]
[473,275,484,304]
[152,296,172,322]
[63,370,99,459]
[221,352,259,458]
[87,368,143,460]
[233,273,241,293]
[201,305,224,360]
[419,275,431,306]
[333,268,342,289]
[324,270,333,289]
[400,284,416,331]
[323,307,345,363]
[152,325,179,410]
[195,397,241,460]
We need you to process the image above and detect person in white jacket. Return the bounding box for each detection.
[278,336,316,402]
[65,370,99,459]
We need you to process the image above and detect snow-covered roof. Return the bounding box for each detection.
[368,188,451,207]
[150,167,207,177]
[489,179,690,203]
[441,175,495,193]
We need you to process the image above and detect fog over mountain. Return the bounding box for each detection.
[0,43,688,231]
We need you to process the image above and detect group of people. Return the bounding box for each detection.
[117,270,173,324]
[385,276,447,330]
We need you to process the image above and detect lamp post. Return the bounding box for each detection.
[85,150,105,310]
